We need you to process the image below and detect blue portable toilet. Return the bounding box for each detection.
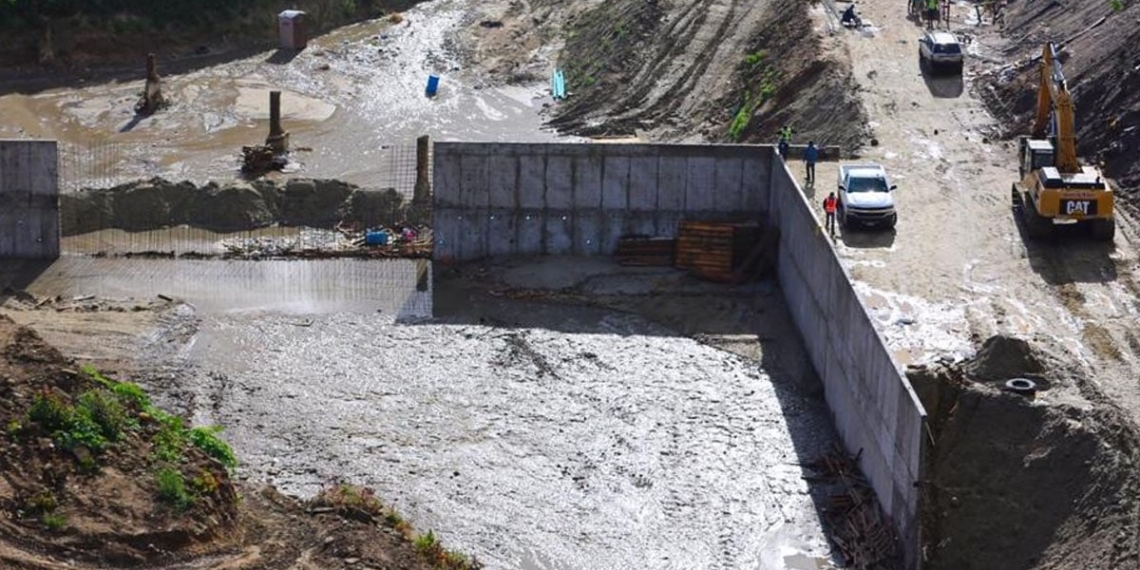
[425,75,440,97]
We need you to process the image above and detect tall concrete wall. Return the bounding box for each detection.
[432,143,769,261]
[432,142,927,568]
[767,153,927,569]
[0,140,59,260]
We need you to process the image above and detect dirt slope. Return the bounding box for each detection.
[978,0,1140,200]
[535,0,867,149]
[909,338,1140,570]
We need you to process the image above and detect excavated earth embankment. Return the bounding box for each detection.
[60,177,426,236]
[545,0,868,150]
[978,0,1140,200]
[909,335,1140,570]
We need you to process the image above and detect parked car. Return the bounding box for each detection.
[918,30,964,73]
[837,164,898,230]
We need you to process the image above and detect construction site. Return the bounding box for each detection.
[1,0,1139,568]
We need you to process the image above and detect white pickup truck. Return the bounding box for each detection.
[836,163,898,230]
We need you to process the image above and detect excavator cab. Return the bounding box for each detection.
[1014,43,1115,242]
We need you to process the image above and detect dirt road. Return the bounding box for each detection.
[816,2,1140,413]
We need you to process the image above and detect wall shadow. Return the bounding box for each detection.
[1010,203,1118,284]
[0,259,54,305]
[265,49,303,65]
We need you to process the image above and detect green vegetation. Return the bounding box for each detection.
[728,50,781,142]
[25,490,58,514]
[16,366,239,518]
[188,425,238,469]
[27,388,125,454]
[1111,0,1124,10]
[42,512,67,530]
[414,530,479,569]
[190,469,220,495]
[156,467,193,510]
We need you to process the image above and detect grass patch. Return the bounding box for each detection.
[414,530,481,569]
[188,426,237,469]
[156,467,193,510]
[727,53,781,141]
[152,411,187,463]
[42,512,67,531]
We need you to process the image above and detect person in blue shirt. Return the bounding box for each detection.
[803,141,819,185]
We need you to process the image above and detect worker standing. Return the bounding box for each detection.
[777,125,794,158]
[803,141,819,185]
[822,192,838,238]
[925,0,938,29]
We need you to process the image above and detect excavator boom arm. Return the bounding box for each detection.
[1030,43,1082,173]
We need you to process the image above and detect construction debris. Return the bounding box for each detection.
[804,446,902,570]
[615,236,675,266]
[241,144,288,175]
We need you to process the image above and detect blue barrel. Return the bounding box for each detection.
[365,230,389,246]
[425,75,440,97]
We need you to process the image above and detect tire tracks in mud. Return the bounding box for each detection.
[1012,200,1140,408]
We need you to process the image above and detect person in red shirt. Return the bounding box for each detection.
[822,192,838,238]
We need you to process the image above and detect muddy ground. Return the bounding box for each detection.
[3,258,849,570]
[805,0,1140,567]
[0,0,573,190]
[0,310,459,570]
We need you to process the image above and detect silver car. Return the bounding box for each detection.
[918,31,964,73]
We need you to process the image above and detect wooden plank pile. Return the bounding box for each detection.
[803,446,902,570]
[673,221,777,283]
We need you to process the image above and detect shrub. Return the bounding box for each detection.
[28,391,73,432]
[188,426,237,469]
[77,389,128,441]
[42,512,67,530]
[190,469,220,495]
[152,412,186,463]
[25,490,58,514]
[111,382,150,410]
[156,467,193,510]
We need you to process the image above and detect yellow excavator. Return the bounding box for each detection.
[1013,42,1115,242]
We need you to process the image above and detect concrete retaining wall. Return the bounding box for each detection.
[432,143,769,261]
[432,142,927,569]
[0,140,59,260]
[767,153,927,569]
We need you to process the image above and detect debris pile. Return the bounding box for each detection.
[241,144,289,175]
[804,446,901,569]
